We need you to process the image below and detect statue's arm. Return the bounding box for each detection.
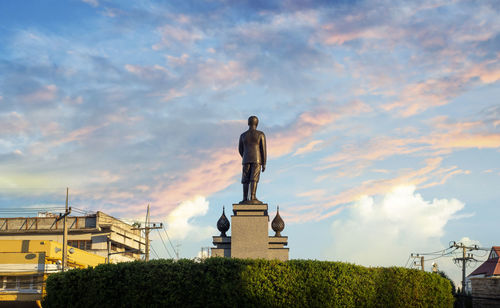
[261,133,267,171]
[238,135,244,157]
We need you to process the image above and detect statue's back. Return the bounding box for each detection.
[240,130,264,164]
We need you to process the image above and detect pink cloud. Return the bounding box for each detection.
[382,77,465,117]
[196,60,259,91]
[21,85,57,103]
[270,110,337,157]
[319,26,385,45]
[382,57,500,117]
[321,136,426,171]
[293,140,324,156]
[292,157,469,222]
[270,100,371,158]
[150,147,240,216]
[166,54,189,66]
[464,60,500,84]
[152,24,203,50]
[0,112,30,136]
[426,117,500,150]
[124,64,170,80]
[53,124,105,145]
[321,116,500,175]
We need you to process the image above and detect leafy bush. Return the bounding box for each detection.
[43,258,453,308]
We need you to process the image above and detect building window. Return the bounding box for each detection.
[0,275,42,291]
[68,240,92,250]
[19,276,32,289]
[5,276,16,289]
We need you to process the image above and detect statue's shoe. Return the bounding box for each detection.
[248,198,263,204]
[238,199,263,205]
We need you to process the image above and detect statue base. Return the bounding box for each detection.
[238,199,264,205]
[212,203,288,261]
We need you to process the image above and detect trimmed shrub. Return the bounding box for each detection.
[43,258,453,308]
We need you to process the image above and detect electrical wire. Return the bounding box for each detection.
[150,245,160,259]
[421,248,460,261]
[413,246,457,256]
[163,227,177,259]
[404,255,411,268]
[156,229,174,259]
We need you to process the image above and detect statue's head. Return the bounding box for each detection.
[248,116,259,128]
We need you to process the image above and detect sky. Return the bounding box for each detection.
[1,0,499,286]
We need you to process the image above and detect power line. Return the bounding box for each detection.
[415,247,454,256]
[156,229,174,259]
[404,255,412,268]
[163,227,178,259]
[150,245,160,259]
[422,248,459,261]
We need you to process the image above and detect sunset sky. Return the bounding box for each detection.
[1,0,499,284]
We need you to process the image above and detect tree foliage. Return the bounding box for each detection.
[43,258,453,308]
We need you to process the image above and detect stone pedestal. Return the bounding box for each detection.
[231,204,269,259]
[211,236,231,257]
[212,203,288,261]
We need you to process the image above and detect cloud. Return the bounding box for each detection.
[164,196,216,241]
[382,59,500,117]
[320,115,500,175]
[293,140,324,156]
[326,186,465,267]
[426,116,500,151]
[296,189,326,200]
[269,102,369,157]
[272,115,327,158]
[0,112,30,136]
[152,24,204,50]
[166,54,189,66]
[288,157,468,223]
[151,147,240,216]
[124,64,171,81]
[195,60,259,91]
[21,84,58,103]
[82,0,98,7]
[321,137,421,170]
[382,77,465,117]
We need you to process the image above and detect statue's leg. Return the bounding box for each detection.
[249,163,262,203]
[250,181,258,201]
[243,183,249,202]
[240,164,250,203]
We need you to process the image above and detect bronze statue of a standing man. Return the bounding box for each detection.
[239,116,266,204]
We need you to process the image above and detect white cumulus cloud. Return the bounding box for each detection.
[165,196,216,241]
[327,185,465,267]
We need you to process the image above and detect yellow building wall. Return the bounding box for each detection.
[0,240,106,303]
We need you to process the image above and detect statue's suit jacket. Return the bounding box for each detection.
[239,129,267,165]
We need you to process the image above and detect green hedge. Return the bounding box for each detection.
[43,258,453,308]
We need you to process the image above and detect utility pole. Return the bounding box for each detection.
[145,205,150,260]
[132,204,162,261]
[56,188,71,271]
[451,241,477,293]
[107,237,111,264]
[176,243,181,260]
[410,253,424,271]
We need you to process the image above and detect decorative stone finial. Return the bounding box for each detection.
[217,206,230,237]
[271,206,285,237]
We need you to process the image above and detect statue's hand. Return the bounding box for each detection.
[262,165,266,172]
